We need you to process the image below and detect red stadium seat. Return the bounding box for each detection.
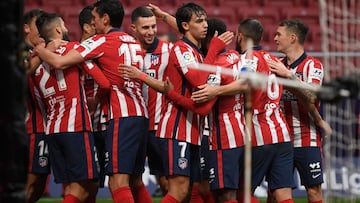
[215,0,257,7]
[281,7,320,26]
[206,6,237,25]
[241,6,281,27]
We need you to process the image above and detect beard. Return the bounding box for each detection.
[235,42,242,54]
[62,32,70,41]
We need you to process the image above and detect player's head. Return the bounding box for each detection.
[93,0,124,34]
[131,6,156,47]
[236,18,263,53]
[201,18,226,55]
[79,5,96,40]
[36,12,69,42]
[23,9,44,47]
[274,18,309,53]
[175,2,207,39]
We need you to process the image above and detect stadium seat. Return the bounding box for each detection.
[206,6,237,25]
[24,0,40,6]
[215,0,257,7]
[240,6,281,26]
[281,7,320,26]
[260,0,297,7]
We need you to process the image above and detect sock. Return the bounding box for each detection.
[84,196,96,203]
[189,185,204,203]
[132,183,152,203]
[161,194,180,203]
[310,201,323,203]
[202,191,215,203]
[112,186,134,203]
[279,199,294,203]
[62,194,81,203]
[251,195,260,203]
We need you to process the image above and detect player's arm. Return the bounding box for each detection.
[34,43,84,69]
[267,58,332,136]
[119,64,166,93]
[192,80,248,103]
[148,3,178,32]
[204,32,234,64]
[164,77,217,116]
[81,60,111,92]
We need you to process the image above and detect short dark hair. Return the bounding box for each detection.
[94,0,124,28]
[175,2,206,34]
[238,18,263,45]
[23,9,43,25]
[202,18,226,55]
[79,5,94,30]
[279,18,308,45]
[131,6,154,23]
[36,12,61,41]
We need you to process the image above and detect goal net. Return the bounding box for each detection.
[319,0,360,202]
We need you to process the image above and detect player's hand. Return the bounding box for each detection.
[216,31,234,46]
[46,39,68,52]
[118,64,142,79]
[266,58,292,78]
[191,84,219,103]
[148,3,167,20]
[164,77,174,94]
[317,119,332,138]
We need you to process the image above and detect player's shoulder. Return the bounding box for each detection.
[305,54,323,68]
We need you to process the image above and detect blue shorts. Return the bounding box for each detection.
[200,135,210,180]
[161,139,201,183]
[93,130,107,188]
[28,133,50,174]
[46,131,99,184]
[208,147,245,190]
[147,130,167,176]
[252,142,294,192]
[294,147,324,187]
[105,116,149,175]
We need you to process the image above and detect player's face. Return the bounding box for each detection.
[132,16,157,47]
[92,8,106,34]
[25,17,41,47]
[186,13,208,42]
[274,26,293,53]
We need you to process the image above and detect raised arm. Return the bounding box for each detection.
[148,3,178,32]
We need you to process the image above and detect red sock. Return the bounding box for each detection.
[132,183,152,203]
[202,191,215,203]
[310,201,323,203]
[251,195,260,203]
[161,194,180,203]
[84,196,96,203]
[279,199,294,203]
[112,186,134,203]
[189,185,204,203]
[62,194,81,203]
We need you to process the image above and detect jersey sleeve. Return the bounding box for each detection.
[204,37,226,64]
[167,89,217,116]
[306,59,324,85]
[75,35,106,61]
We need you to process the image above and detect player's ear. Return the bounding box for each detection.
[181,22,189,31]
[130,23,136,32]
[24,24,30,34]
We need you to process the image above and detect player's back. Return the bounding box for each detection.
[76,30,147,119]
[240,47,290,146]
[34,42,92,134]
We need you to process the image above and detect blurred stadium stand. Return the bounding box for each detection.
[24,0,322,51]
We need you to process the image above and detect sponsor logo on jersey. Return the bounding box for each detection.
[207,74,221,86]
[182,51,195,64]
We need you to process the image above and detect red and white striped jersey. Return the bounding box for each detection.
[208,50,247,150]
[84,74,108,132]
[280,53,324,147]
[34,42,110,134]
[142,38,172,131]
[156,37,208,145]
[240,46,291,146]
[26,76,47,134]
[75,29,148,119]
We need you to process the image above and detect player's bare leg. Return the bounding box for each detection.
[306,184,323,203]
[26,173,48,203]
[157,176,168,195]
[162,175,190,203]
[272,188,293,203]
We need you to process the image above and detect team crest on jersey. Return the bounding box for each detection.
[207,74,221,86]
[38,157,48,167]
[151,54,160,66]
[178,157,188,169]
[182,51,195,65]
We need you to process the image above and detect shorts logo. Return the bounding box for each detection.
[178,158,188,170]
[38,157,48,167]
[309,162,320,169]
[312,173,321,179]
